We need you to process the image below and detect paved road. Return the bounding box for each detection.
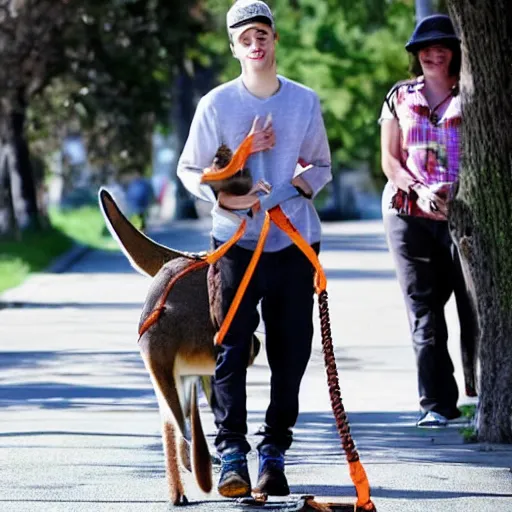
[0,218,511,512]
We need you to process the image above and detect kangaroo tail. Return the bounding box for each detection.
[98,187,193,277]
[191,381,212,493]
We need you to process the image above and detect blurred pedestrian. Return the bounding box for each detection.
[126,169,154,232]
[379,14,478,428]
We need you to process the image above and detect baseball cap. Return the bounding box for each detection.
[226,0,275,38]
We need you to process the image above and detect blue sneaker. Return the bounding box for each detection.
[217,452,251,498]
[254,445,290,496]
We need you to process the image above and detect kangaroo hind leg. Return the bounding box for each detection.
[140,349,188,505]
[162,421,188,506]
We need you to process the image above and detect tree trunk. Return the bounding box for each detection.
[11,88,40,230]
[170,61,217,220]
[447,0,512,443]
[0,143,19,238]
[171,65,199,220]
[0,91,40,233]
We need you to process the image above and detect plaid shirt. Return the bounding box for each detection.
[380,76,461,218]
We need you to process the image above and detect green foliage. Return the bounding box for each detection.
[0,205,116,294]
[49,206,118,251]
[25,0,206,174]
[460,426,478,443]
[459,404,477,419]
[0,229,72,294]
[458,404,478,443]
[16,0,417,185]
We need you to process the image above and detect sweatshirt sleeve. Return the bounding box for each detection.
[177,96,220,203]
[296,95,332,198]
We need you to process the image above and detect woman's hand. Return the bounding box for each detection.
[411,182,448,219]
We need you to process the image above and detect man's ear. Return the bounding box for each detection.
[274,31,279,42]
[230,43,236,58]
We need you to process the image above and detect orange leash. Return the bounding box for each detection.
[214,212,271,345]
[138,220,247,338]
[212,205,327,346]
[212,205,375,511]
[204,219,248,265]
[138,259,208,337]
[137,203,376,511]
[200,134,254,183]
[267,206,327,294]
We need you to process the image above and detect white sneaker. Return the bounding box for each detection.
[416,411,448,428]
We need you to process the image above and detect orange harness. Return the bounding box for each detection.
[138,206,324,343]
[138,134,376,511]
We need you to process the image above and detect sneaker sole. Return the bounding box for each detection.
[254,486,290,496]
[417,422,448,428]
[218,482,251,498]
[254,475,290,496]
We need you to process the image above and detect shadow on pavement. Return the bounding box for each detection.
[321,233,389,253]
[325,268,396,280]
[0,350,155,410]
[2,302,143,309]
[291,484,512,500]
[286,411,512,470]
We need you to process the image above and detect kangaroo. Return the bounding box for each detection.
[99,188,260,505]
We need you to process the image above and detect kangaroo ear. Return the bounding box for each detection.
[98,187,192,277]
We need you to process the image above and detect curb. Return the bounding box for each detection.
[46,243,91,274]
[0,244,92,310]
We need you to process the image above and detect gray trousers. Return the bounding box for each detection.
[384,213,476,418]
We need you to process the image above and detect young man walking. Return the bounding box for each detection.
[177,0,332,499]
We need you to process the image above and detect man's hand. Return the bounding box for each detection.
[411,182,448,220]
[291,175,313,198]
[249,179,272,195]
[218,180,271,211]
[249,115,275,154]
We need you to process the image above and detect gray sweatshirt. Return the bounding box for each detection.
[177,75,332,252]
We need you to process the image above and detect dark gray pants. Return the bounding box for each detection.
[211,240,317,455]
[384,214,475,418]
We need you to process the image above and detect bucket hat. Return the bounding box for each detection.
[405,14,460,53]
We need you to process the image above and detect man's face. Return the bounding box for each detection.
[231,23,276,72]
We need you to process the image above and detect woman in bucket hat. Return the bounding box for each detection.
[379,14,478,428]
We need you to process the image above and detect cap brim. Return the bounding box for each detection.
[405,35,460,53]
[228,20,273,40]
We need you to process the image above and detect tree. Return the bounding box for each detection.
[57,1,204,172]
[447,0,512,442]
[0,0,207,234]
[0,0,75,234]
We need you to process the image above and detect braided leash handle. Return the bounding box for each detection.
[318,290,376,512]
[318,290,358,461]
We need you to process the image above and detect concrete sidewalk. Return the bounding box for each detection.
[0,218,510,512]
